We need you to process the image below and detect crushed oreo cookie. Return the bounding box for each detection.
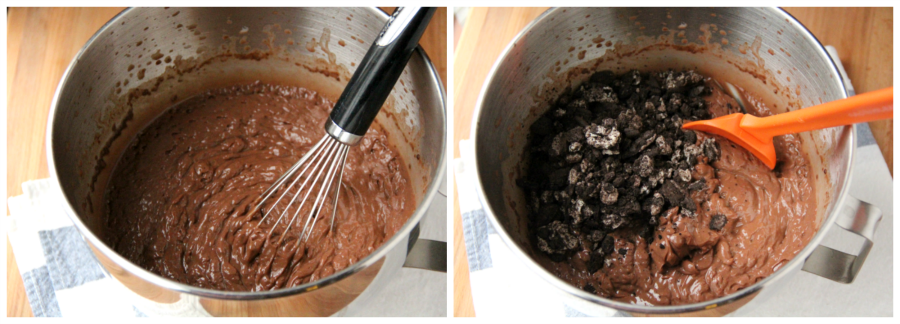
[518,70,720,267]
[709,214,728,231]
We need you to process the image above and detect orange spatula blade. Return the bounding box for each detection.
[682,113,778,169]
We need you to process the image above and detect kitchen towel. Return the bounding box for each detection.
[455,47,892,317]
[7,180,149,317]
[6,177,448,317]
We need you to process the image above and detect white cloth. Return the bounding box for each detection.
[7,179,149,317]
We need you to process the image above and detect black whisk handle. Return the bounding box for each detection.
[326,7,436,143]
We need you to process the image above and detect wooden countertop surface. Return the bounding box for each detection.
[451,7,892,317]
[5,7,446,317]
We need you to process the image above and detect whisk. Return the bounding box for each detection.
[250,7,437,242]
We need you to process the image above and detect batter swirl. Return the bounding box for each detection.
[103,82,414,291]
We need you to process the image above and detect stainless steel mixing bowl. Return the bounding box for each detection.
[469,7,882,316]
[47,7,445,316]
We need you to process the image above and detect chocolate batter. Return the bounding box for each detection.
[103,82,415,291]
[522,71,817,306]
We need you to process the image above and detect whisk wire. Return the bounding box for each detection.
[330,147,350,232]
[302,145,349,242]
[254,136,329,221]
[273,137,341,239]
[260,137,335,229]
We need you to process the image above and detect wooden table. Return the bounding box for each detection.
[5,7,446,317]
[452,7,892,317]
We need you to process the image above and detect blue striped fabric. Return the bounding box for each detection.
[22,266,60,317]
[462,209,493,271]
[19,225,143,317]
[39,227,107,290]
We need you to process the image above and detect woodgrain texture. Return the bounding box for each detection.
[451,7,892,317]
[5,7,446,317]
[6,8,126,317]
[452,7,549,317]
[783,7,893,173]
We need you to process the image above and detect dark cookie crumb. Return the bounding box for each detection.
[687,178,707,191]
[601,236,615,255]
[709,214,728,231]
[587,254,604,273]
[701,138,720,162]
[536,220,580,261]
[519,70,720,271]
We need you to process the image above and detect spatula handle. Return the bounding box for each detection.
[743,87,893,139]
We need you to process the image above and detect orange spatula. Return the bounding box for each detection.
[682,87,893,169]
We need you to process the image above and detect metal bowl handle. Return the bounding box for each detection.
[801,196,882,283]
[401,224,447,272]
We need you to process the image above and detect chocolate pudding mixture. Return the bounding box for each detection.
[104,82,415,291]
[519,70,817,306]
